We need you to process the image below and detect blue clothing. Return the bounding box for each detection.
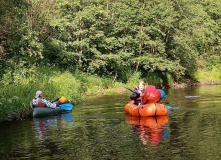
[158,89,165,99]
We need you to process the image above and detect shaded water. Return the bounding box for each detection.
[1,85,221,159]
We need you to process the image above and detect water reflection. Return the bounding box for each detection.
[32,113,74,141]
[125,115,168,152]
[3,85,221,159]
[60,113,74,128]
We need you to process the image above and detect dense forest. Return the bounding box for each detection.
[1,0,221,83]
[0,0,221,121]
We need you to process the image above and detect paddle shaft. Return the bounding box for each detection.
[123,86,136,93]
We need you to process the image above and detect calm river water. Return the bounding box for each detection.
[1,85,221,159]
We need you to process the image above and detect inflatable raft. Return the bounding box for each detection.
[32,107,62,118]
[124,101,168,117]
[32,103,73,118]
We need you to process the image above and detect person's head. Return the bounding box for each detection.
[138,81,145,91]
[158,89,165,100]
[35,90,43,98]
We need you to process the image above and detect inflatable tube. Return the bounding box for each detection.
[124,101,168,117]
[32,107,62,118]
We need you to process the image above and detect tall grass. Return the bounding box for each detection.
[143,72,173,88]
[124,72,142,88]
[195,67,221,83]
[194,57,221,83]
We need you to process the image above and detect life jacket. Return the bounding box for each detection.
[134,96,142,104]
[142,85,161,104]
[32,98,46,107]
[134,90,145,104]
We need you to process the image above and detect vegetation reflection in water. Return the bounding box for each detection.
[2,85,221,159]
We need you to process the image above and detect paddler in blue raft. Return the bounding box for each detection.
[31,91,71,109]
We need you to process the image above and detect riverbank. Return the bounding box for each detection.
[0,65,221,123]
[0,81,217,123]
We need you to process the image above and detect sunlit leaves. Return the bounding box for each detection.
[1,0,221,81]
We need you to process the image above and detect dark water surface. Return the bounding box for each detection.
[1,85,221,159]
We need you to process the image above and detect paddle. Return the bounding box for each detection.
[166,105,172,109]
[123,86,144,106]
[122,86,136,93]
[59,103,73,111]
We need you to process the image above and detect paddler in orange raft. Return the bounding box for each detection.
[130,81,146,106]
[124,83,168,117]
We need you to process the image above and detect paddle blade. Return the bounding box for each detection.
[59,103,73,111]
[166,105,172,109]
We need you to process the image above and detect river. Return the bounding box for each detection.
[1,85,221,159]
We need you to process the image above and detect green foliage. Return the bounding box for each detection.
[125,72,142,89]
[1,0,221,81]
[72,71,112,96]
[0,96,25,122]
[195,64,221,83]
[46,0,191,79]
[142,71,174,88]
[164,72,174,87]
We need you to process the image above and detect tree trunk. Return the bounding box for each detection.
[112,72,118,84]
